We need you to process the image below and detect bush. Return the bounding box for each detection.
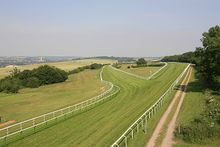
[175,118,220,143]
[32,65,68,85]
[25,77,40,88]
[90,63,103,69]
[68,63,104,75]
[175,89,220,143]
[136,58,147,66]
[0,78,20,93]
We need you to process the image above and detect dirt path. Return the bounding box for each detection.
[146,67,192,147]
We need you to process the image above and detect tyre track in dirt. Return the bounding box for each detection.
[146,66,192,147]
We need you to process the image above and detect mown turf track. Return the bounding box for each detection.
[8,63,187,147]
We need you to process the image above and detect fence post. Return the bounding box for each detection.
[32,119,35,126]
[144,118,147,133]
[20,123,23,136]
[124,136,128,147]
[4,136,6,145]
[33,119,36,132]
[131,129,134,139]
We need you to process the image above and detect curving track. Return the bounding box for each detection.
[6,63,187,147]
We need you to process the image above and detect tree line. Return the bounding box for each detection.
[162,25,220,86]
[171,26,220,143]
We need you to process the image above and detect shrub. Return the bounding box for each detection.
[175,89,220,143]
[32,65,68,85]
[175,118,220,143]
[90,63,103,69]
[68,63,104,75]
[0,78,20,93]
[25,77,40,88]
[136,58,147,66]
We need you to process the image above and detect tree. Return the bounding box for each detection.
[136,58,147,66]
[195,25,220,83]
[10,67,20,77]
[32,65,68,85]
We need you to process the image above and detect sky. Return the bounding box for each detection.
[0,0,219,57]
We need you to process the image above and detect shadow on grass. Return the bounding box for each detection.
[185,71,220,94]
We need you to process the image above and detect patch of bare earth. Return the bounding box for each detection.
[146,67,192,147]
[0,120,16,127]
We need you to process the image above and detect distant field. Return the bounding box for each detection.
[119,64,161,77]
[0,59,116,79]
[6,63,187,146]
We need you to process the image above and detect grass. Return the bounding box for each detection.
[127,67,190,147]
[119,64,161,77]
[3,63,188,146]
[0,59,115,79]
[0,69,109,122]
[173,68,220,147]
[176,69,205,125]
[128,90,178,147]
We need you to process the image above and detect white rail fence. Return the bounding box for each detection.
[111,64,191,147]
[147,62,168,80]
[0,66,120,143]
[110,62,168,80]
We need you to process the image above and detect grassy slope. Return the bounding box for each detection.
[0,70,108,122]
[0,59,115,79]
[120,64,160,77]
[173,68,220,147]
[8,63,187,146]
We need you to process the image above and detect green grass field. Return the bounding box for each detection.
[0,59,115,79]
[4,63,187,146]
[0,59,115,122]
[119,64,161,77]
[0,69,109,122]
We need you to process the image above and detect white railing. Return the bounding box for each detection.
[110,62,168,80]
[111,64,191,147]
[0,66,120,143]
[147,62,168,80]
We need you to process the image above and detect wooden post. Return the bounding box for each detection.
[20,123,23,130]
